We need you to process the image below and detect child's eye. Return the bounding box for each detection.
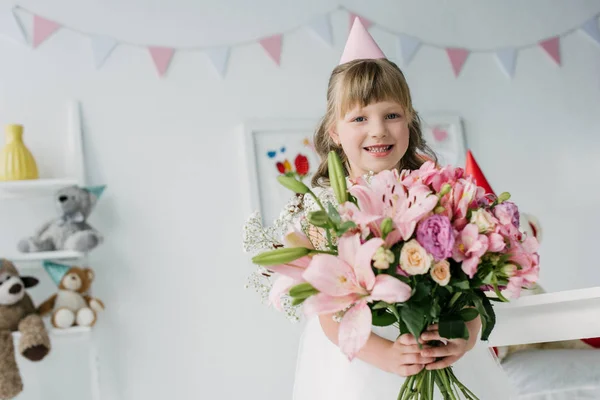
[386,113,401,119]
[352,116,365,122]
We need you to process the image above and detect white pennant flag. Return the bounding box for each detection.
[0,7,27,45]
[90,35,118,68]
[495,48,517,78]
[205,46,230,77]
[581,17,600,47]
[307,14,333,46]
[396,34,421,66]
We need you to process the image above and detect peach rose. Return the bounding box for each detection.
[430,260,451,286]
[400,239,433,275]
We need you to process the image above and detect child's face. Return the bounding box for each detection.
[330,100,410,179]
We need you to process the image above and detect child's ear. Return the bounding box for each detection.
[328,128,339,146]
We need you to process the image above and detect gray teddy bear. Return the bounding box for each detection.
[18,185,104,253]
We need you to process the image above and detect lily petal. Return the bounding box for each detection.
[339,300,372,361]
[267,256,311,281]
[353,237,384,291]
[303,293,360,316]
[370,274,412,303]
[268,275,299,311]
[303,254,364,296]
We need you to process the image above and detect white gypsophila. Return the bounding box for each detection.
[242,188,338,323]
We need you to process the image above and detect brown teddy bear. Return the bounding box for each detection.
[0,259,51,399]
[38,263,104,328]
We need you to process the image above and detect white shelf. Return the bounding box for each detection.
[0,178,78,199]
[13,326,91,339]
[7,250,85,263]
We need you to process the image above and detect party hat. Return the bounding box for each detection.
[465,150,494,195]
[339,17,386,65]
[43,260,71,286]
[85,185,106,200]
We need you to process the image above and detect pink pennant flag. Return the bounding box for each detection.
[348,13,372,30]
[259,35,282,66]
[446,48,469,77]
[539,37,561,65]
[33,15,60,48]
[148,47,174,77]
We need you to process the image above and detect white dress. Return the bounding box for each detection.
[292,316,518,399]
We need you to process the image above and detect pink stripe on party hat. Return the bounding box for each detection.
[339,17,386,65]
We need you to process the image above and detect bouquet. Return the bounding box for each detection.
[244,151,540,399]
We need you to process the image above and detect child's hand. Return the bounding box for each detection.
[418,317,482,370]
[384,333,436,377]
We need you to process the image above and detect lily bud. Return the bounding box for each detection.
[252,247,310,266]
[277,176,310,194]
[289,282,319,299]
[497,192,511,203]
[328,151,348,203]
[439,183,452,197]
[381,218,393,238]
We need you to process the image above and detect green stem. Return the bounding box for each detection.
[308,249,337,255]
[439,369,457,400]
[449,292,462,308]
[448,368,479,399]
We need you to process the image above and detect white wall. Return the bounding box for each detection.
[0,0,598,399]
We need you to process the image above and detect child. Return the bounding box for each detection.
[290,18,516,400]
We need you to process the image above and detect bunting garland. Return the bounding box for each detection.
[3,5,599,79]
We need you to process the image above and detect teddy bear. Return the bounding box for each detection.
[37,262,104,328]
[0,259,51,399]
[17,185,104,254]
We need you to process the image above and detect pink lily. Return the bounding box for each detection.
[267,228,314,311]
[302,234,412,360]
[349,170,438,241]
[453,223,489,278]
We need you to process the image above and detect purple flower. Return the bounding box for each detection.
[493,201,520,228]
[416,215,455,261]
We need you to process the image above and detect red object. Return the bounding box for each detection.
[465,150,495,195]
[295,154,310,176]
[276,162,286,174]
[581,337,600,348]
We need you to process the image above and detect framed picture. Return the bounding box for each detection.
[240,119,321,226]
[420,115,468,168]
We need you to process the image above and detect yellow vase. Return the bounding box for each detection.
[0,124,39,181]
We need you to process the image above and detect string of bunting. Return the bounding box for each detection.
[0,5,598,79]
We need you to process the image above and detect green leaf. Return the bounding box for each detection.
[460,308,479,322]
[372,301,390,310]
[335,221,356,237]
[327,203,341,226]
[452,280,470,290]
[429,300,441,320]
[307,210,330,228]
[400,305,427,341]
[439,315,469,340]
[473,292,496,340]
[372,308,396,327]
[411,281,431,303]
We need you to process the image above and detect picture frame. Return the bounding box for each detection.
[240,119,320,226]
[419,115,468,168]
[239,115,467,226]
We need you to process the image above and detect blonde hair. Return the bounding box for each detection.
[311,58,438,188]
